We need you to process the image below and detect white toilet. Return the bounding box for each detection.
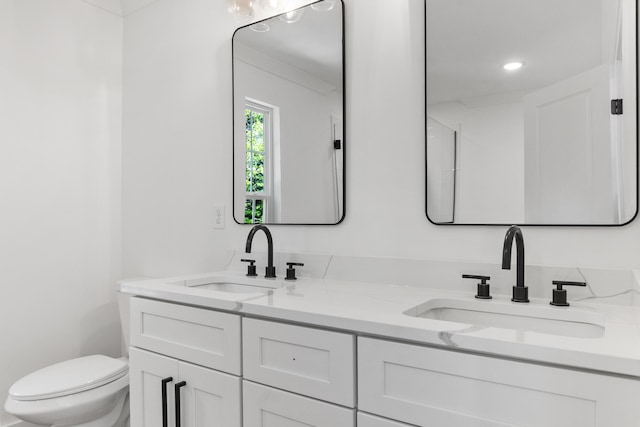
[4,293,131,427]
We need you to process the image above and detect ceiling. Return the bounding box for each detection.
[234,1,343,87]
[82,0,160,16]
[426,0,618,106]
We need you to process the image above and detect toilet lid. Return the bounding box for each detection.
[9,355,128,401]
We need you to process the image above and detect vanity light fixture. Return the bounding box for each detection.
[250,22,270,32]
[279,8,304,23]
[227,0,254,19]
[503,61,524,71]
[259,0,284,11]
[311,0,335,12]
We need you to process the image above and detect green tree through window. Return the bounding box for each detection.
[245,107,268,223]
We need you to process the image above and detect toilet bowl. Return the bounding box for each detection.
[5,355,129,427]
[5,292,132,427]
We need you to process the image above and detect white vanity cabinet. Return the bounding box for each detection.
[126,295,640,427]
[358,337,640,427]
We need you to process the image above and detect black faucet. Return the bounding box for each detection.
[502,225,529,303]
[245,225,276,278]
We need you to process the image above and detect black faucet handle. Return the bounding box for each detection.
[550,281,586,307]
[285,262,304,281]
[462,274,492,299]
[241,259,257,277]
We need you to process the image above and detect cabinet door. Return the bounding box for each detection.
[243,380,354,427]
[358,337,640,427]
[358,412,413,427]
[130,347,177,427]
[178,361,241,427]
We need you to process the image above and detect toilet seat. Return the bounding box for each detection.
[9,355,128,401]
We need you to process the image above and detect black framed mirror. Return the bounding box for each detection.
[425,0,638,225]
[233,0,345,225]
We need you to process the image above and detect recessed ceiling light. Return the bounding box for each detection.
[503,62,524,71]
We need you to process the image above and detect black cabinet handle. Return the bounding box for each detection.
[175,381,187,427]
[161,377,173,427]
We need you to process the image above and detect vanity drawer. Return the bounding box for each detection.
[357,412,413,427]
[242,318,355,407]
[243,380,355,427]
[358,337,640,427]
[130,297,241,375]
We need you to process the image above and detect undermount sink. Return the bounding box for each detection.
[404,298,605,339]
[169,277,282,294]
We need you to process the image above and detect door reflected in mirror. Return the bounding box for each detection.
[233,0,344,225]
[426,0,638,225]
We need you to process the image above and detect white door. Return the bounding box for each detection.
[129,347,178,427]
[523,63,617,223]
[178,361,242,427]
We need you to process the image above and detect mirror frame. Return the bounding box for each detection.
[232,0,346,226]
[424,0,639,227]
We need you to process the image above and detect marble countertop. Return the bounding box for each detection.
[120,270,640,378]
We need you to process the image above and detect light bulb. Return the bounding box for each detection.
[259,0,283,12]
[311,0,335,12]
[279,8,304,23]
[227,0,254,18]
[250,22,270,32]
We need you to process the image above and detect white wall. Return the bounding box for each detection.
[0,1,122,425]
[122,0,640,282]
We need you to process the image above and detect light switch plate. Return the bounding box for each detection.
[214,205,225,229]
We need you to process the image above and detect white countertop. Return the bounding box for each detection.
[120,270,640,378]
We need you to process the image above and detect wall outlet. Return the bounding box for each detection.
[214,205,225,229]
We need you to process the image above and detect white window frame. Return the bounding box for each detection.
[245,100,274,223]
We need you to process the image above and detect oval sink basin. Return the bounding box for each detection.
[404,298,605,339]
[168,276,282,294]
[191,282,275,293]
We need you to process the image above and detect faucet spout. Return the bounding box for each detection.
[245,225,276,278]
[502,225,528,303]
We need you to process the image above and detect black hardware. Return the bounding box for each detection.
[245,225,276,278]
[334,139,342,149]
[462,274,492,299]
[241,258,257,277]
[161,377,173,427]
[175,381,187,427]
[502,225,529,303]
[285,262,305,280]
[550,281,587,306]
[611,99,623,115]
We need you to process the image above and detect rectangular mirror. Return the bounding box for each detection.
[426,0,638,225]
[233,0,345,225]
